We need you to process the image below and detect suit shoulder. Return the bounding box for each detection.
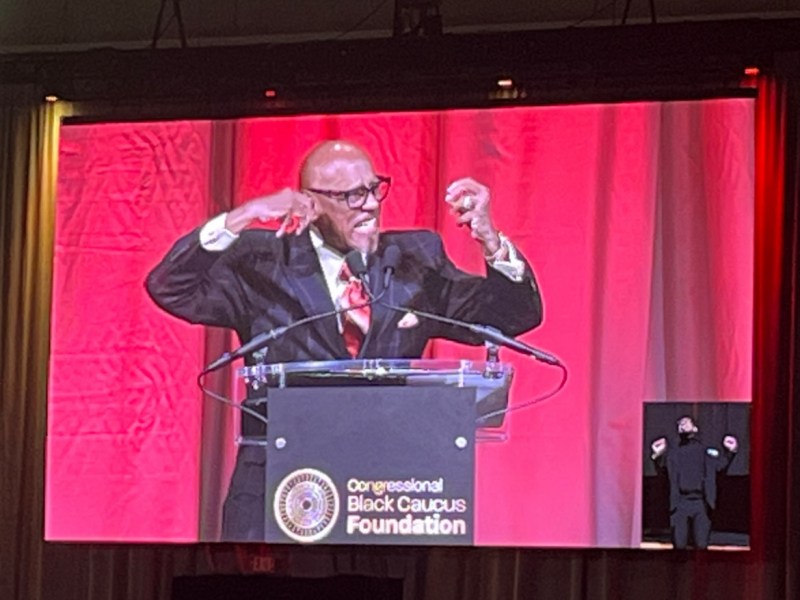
[380,230,446,272]
[382,229,443,251]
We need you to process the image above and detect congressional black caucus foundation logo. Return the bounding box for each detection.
[273,468,340,543]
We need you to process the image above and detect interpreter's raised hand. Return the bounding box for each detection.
[445,177,501,256]
[651,437,668,459]
[722,435,739,453]
[224,188,319,237]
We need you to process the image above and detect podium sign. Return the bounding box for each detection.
[264,386,475,545]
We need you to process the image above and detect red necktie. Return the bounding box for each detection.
[339,262,371,358]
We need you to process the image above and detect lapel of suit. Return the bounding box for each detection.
[359,240,418,358]
[281,232,349,357]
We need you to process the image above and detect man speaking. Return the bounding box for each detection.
[146,140,544,540]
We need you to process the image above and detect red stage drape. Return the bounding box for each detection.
[46,100,754,547]
[750,68,798,599]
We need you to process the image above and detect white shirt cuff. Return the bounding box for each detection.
[199,213,239,251]
[486,233,526,282]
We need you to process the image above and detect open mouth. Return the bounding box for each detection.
[355,217,377,230]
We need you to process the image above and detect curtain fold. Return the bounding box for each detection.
[1,99,70,600]
[1,64,798,600]
[770,52,800,600]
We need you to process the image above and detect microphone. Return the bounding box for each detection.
[379,301,561,366]
[345,250,368,282]
[381,245,402,289]
[346,245,402,300]
[465,323,561,366]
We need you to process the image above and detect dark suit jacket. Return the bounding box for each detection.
[145,228,543,365]
[145,227,543,539]
[653,438,736,511]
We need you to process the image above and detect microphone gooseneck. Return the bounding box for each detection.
[345,250,368,281]
[348,245,401,301]
[202,246,398,375]
[377,302,562,366]
[203,242,560,373]
[347,244,560,365]
[203,251,368,374]
[381,245,402,288]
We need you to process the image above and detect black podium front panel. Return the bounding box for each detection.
[265,386,475,545]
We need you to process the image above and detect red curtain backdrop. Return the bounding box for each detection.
[751,73,790,570]
[47,121,214,541]
[46,99,754,546]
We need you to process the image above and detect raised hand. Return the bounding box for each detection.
[224,188,319,237]
[445,177,501,256]
[722,435,739,453]
[651,437,668,459]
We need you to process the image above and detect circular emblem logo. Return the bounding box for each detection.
[273,468,339,543]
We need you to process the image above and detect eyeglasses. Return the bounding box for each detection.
[306,175,392,209]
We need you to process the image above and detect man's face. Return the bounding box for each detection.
[677,417,697,435]
[307,156,381,254]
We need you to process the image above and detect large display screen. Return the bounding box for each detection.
[46,100,753,548]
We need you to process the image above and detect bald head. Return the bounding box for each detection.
[300,140,375,190]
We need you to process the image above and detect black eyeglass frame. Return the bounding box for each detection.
[305,175,392,208]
